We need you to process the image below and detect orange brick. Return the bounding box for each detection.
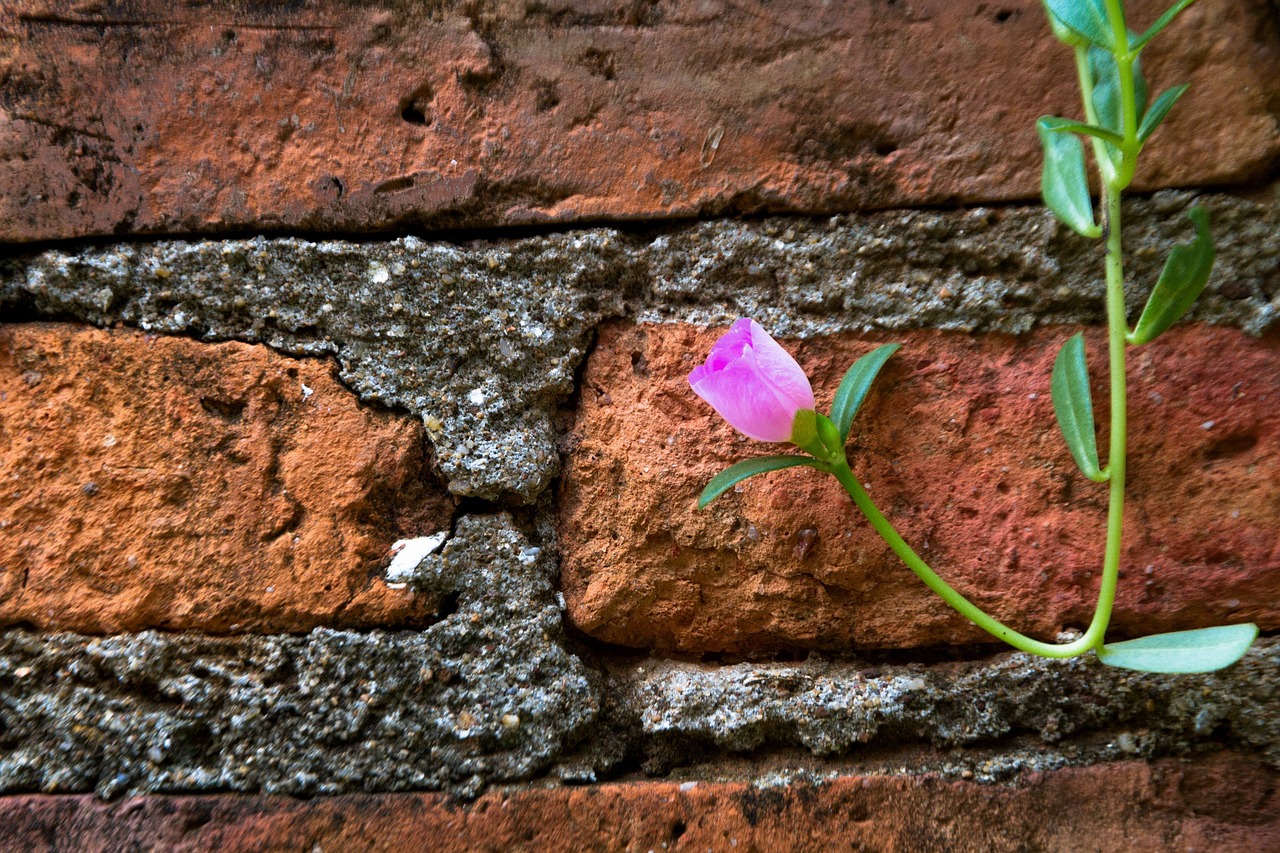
[2,0,1275,240]
[0,755,1276,851]
[0,323,454,633]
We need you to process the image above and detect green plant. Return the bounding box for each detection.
[691,0,1257,673]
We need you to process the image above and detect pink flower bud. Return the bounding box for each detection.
[688,319,816,442]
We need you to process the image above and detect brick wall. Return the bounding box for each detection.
[2,0,1279,848]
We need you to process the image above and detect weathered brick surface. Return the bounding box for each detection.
[0,323,453,633]
[1,754,1276,852]
[2,0,1276,241]
[560,322,1280,653]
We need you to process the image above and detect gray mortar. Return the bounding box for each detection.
[2,190,1274,503]
[569,637,1280,784]
[0,515,598,798]
[2,615,1274,796]
[639,190,1278,337]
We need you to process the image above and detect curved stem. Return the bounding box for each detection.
[812,0,1137,661]
[828,460,1095,658]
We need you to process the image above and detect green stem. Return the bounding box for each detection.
[1073,44,1115,186]
[811,0,1140,660]
[1080,182,1129,653]
[1104,0,1141,187]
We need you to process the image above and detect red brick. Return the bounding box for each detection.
[2,0,1275,241]
[0,323,454,633]
[0,754,1276,851]
[559,323,1280,653]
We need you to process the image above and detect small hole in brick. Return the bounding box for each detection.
[200,396,246,422]
[579,47,616,80]
[534,79,560,111]
[630,351,649,377]
[1205,432,1258,460]
[399,84,435,126]
[995,9,1014,23]
[402,103,428,125]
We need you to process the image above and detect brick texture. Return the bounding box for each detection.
[0,754,1276,852]
[560,322,1280,653]
[0,323,454,633]
[2,0,1276,241]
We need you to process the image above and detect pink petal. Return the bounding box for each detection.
[691,356,798,441]
[688,319,816,442]
[743,320,815,413]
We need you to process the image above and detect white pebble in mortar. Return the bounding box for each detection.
[383,532,449,588]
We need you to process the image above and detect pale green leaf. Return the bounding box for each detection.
[1042,2,1089,46]
[1044,0,1116,49]
[1132,0,1201,51]
[1098,623,1258,673]
[1137,85,1189,143]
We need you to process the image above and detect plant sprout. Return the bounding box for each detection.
[692,0,1257,673]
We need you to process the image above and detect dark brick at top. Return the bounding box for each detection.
[1,0,1277,241]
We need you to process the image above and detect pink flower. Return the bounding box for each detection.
[688,319,816,442]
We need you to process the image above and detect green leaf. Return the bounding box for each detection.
[1051,333,1106,482]
[1130,206,1214,345]
[830,344,901,439]
[698,456,822,509]
[1137,84,1189,143]
[1098,623,1258,673]
[1037,119,1101,239]
[1038,116,1125,148]
[1044,0,1115,49]
[1041,2,1089,46]
[1132,0,1200,51]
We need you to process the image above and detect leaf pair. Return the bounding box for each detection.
[1051,199,1215,480]
[1089,46,1186,155]
[1038,70,1186,238]
[698,344,900,508]
[1038,0,1196,237]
